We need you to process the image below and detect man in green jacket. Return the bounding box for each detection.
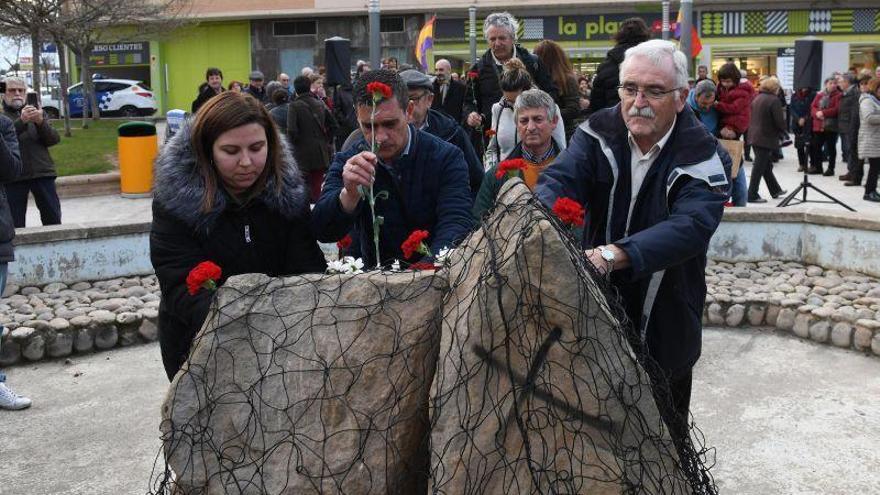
[473,88,561,220]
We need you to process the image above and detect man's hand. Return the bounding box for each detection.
[338,151,376,213]
[20,106,42,125]
[798,117,805,127]
[585,244,630,275]
[466,112,482,128]
[719,127,736,139]
[816,110,824,120]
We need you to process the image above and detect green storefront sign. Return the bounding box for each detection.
[700,8,880,37]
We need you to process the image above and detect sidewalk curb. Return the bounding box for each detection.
[57,172,122,199]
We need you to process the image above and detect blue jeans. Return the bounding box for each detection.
[731,165,748,206]
[0,263,8,383]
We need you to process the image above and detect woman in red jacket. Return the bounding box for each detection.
[715,63,754,141]
[809,77,843,176]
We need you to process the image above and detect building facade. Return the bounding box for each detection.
[67,1,880,115]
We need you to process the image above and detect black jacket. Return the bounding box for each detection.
[332,85,358,150]
[243,84,268,104]
[0,115,22,263]
[432,79,466,123]
[191,83,223,114]
[1,103,60,182]
[465,45,559,127]
[587,41,641,114]
[558,73,583,139]
[270,103,290,134]
[536,106,731,377]
[838,85,860,134]
[150,123,327,380]
[287,93,338,172]
[748,91,787,150]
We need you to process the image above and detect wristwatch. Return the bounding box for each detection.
[600,246,616,275]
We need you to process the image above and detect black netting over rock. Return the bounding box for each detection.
[149,179,716,494]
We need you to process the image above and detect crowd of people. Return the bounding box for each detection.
[153,11,739,443]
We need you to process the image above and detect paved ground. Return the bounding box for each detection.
[18,145,880,229]
[2,327,878,494]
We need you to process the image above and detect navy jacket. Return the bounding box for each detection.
[535,105,731,377]
[340,109,484,198]
[312,125,474,267]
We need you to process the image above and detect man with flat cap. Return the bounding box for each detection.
[343,69,483,197]
[244,70,268,104]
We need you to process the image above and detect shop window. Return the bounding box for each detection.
[380,17,405,33]
[273,20,317,37]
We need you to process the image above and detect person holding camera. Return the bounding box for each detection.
[0,112,30,409]
[1,77,61,228]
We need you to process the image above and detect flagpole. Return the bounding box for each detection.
[469,6,477,65]
[369,0,381,70]
[662,1,670,40]
[681,0,693,74]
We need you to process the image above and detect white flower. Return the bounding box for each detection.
[326,256,366,275]
[391,259,401,271]
[435,246,453,266]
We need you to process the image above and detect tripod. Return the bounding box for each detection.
[777,169,855,211]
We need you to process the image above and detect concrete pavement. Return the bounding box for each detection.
[2,327,878,494]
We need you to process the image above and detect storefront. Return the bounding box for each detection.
[434,12,666,74]
[698,7,880,88]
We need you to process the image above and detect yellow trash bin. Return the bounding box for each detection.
[117,121,158,198]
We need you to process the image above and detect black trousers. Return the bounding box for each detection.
[809,131,837,172]
[866,158,880,195]
[749,146,783,199]
[651,366,693,447]
[5,177,62,228]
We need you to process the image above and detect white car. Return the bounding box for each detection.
[41,78,157,118]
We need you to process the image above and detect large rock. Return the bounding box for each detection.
[430,180,695,494]
[161,271,445,494]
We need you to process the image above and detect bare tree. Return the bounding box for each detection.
[0,1,64,97]
[52,0,192,123]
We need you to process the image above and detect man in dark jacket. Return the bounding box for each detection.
[432,59,466,123]
[191,67,225,114]
[464,12,558,141]
[312,69,474,268]
[789,87,815,172]
[535,40,730,442]
[0,113,29,410]
[288,75,338,203]
[837,73,860,182]
[1,77,61,228]
[243,70,268,104]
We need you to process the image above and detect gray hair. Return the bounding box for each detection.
[3,76,27,88]
[514,88,557,121]
[839,72,856,85]
[484,12,518,41]
[619,40,688,98]
[694,79,716,99]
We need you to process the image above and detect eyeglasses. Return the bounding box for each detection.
[408,91,430,102]
[617,84,681,100]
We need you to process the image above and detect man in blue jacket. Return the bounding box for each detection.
[535,40,731,440]
[312,70,474,267]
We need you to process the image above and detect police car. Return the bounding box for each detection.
[41,78,157,118]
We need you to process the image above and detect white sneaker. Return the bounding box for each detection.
[0,382,32,410]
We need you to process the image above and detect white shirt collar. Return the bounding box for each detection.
[491,51,517,67]
[627,115,676,161]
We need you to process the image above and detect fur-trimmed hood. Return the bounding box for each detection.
[153,120,309,233]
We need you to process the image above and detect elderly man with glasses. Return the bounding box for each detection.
[536,40,731,443]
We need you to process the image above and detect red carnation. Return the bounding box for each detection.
[552,197,586,227]
[337,234,353,251]
[409,261,438,271]
[401,230,431,259]
[366,81,393,100]
[186,261,222,296]
[495,158,527,180]
[485,128,497,138]
[467,71,479,80]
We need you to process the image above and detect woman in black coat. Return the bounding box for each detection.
[150,92,327,380]
[586,17,650,114]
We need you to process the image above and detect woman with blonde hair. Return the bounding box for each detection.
[746,76,787,202]
[150,92,326,380]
